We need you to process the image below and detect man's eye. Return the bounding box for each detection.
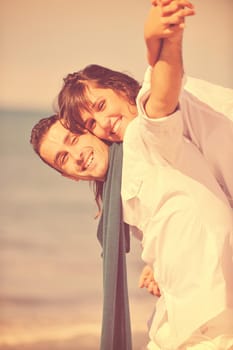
[61,152,68,166]
[71,136,79,145]
[85,118,96,130]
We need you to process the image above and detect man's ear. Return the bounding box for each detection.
[61,173,79,182]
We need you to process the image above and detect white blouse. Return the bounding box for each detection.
[181,81,233,206]
[121,68,233,349]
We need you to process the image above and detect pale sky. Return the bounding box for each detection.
[1,0,232,111]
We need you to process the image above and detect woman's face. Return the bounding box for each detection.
[40,120,109,181]
[80,85,138,142]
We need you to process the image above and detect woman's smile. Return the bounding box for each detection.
[81,86,138,142]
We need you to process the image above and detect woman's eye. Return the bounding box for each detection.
[98,100,105,111]
[85,118,96,130]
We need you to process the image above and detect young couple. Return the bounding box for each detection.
[31,1,233,349]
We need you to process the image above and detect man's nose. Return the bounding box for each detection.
[69,150,83,166]
[76,152,83,166]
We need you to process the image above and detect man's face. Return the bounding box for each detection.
[39,120,109,181]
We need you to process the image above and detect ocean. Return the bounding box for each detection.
[0,110,155,350]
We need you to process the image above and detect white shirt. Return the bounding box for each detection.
[121,68,233,349]
[181,80,233,206]
[141,67,233,205]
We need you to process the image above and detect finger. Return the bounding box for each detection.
[138,279,144,288]
[161,1,195,16]
[158,0,174,5]
[178,22,185,29]
[138,266,151,286]
[160,24,183,36]
[162,8,195,19]
[139,276,148,288]
[144,277,152,288]
[173,0,194,9]
[139,275,151,288]
[161,8,195,26]
[147,282,160,296]
[153,286,161,297]
[147,282,154,293]
[176,8,195,20]
[161,2,180,15]
[138,274,146,287]
[162,0,194,9]
[179,0,194,9]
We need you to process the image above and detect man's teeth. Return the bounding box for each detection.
[86,154,94,168]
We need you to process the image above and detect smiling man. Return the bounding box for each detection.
[31,114,109,182]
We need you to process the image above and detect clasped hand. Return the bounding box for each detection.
[145,0,195,40]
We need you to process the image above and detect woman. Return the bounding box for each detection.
[57,2,233,205]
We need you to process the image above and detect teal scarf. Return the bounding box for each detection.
[97,142,132,350]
